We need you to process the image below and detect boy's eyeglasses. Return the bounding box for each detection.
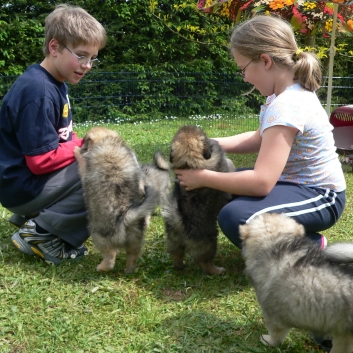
[237,56,258,77]
[64,45,100,67]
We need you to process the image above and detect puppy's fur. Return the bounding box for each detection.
[161,125,235,275]
[74,127,160,274]
[239,213,353,353]
[141,151,172,208]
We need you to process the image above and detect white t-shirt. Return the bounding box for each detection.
[259,83,346,192]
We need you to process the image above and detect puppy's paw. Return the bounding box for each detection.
[74,146,82,159]
[173,262,185,271]
[96,261,114,272]
[124,266,137,274]
[211,266,226,275]
[260,334,277,347]
[96,265,109,272]
[200,262,226,275]
[173,258,185,270]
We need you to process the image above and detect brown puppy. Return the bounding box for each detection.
[161,125,235,275]
[74,127,159,274]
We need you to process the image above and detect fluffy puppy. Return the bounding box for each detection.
[161,125,235,275]
[74,127,159,274]
[239,212,353,353]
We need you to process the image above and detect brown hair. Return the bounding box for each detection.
[43,4,106,56]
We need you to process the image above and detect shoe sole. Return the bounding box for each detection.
[11,230,62,265]
[11,231,86,266]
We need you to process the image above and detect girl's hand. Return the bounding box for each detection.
[174,169,205,191]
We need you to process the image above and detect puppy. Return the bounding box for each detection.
[74,127,159,274]
[239,212,353,353]
[161,125,235,275]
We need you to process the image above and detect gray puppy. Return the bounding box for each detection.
[74,127,160,274]
[239,212,353,353]
[141,151,172,208]
[161,125,235,275]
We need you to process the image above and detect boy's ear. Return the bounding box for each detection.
[48,38,60,56]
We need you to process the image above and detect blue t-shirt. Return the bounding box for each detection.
[260,83,346,192]
[0,64,73,207]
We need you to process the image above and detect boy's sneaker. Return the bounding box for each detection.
[68,244,89,259]
[11,219,88,265]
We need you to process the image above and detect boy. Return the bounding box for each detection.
[0,4,106,265]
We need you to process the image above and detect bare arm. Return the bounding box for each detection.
[213,129,261,154]
[175,125,298,196]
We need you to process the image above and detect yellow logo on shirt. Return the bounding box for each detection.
[62,103,69,118]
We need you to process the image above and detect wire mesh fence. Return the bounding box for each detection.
[0,72,352,132]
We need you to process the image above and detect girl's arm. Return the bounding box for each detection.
[213,129,261,154]
[175,125,298,196]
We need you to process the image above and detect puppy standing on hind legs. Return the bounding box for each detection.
[74,127,159,274]
[239,212,353,353]
[161,125,235,275]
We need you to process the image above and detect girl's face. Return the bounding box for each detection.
[232,50,276,97]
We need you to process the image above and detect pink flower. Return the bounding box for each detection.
[291,5,309,33]
[324,6,334,16]
[241,0,255,10]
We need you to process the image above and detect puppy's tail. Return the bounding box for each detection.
[325,243,353,263]
[160,193,182,228]
[153,151,169,171]
[124,186,159,226]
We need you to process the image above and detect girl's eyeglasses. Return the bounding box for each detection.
[237,56,258,77]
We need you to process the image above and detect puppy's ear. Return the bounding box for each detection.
[169,148,174,164]
[202,144,212,160]
[81,134,94,153]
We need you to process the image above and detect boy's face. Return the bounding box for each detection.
[43,39,100,84]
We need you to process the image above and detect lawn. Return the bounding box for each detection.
[0,116,351,353]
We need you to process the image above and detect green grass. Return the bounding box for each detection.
[0,117,351,352]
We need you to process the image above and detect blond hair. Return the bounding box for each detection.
[43,4,106,56]
[230,15,322,92]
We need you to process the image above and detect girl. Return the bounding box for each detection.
[175,15,346,253]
